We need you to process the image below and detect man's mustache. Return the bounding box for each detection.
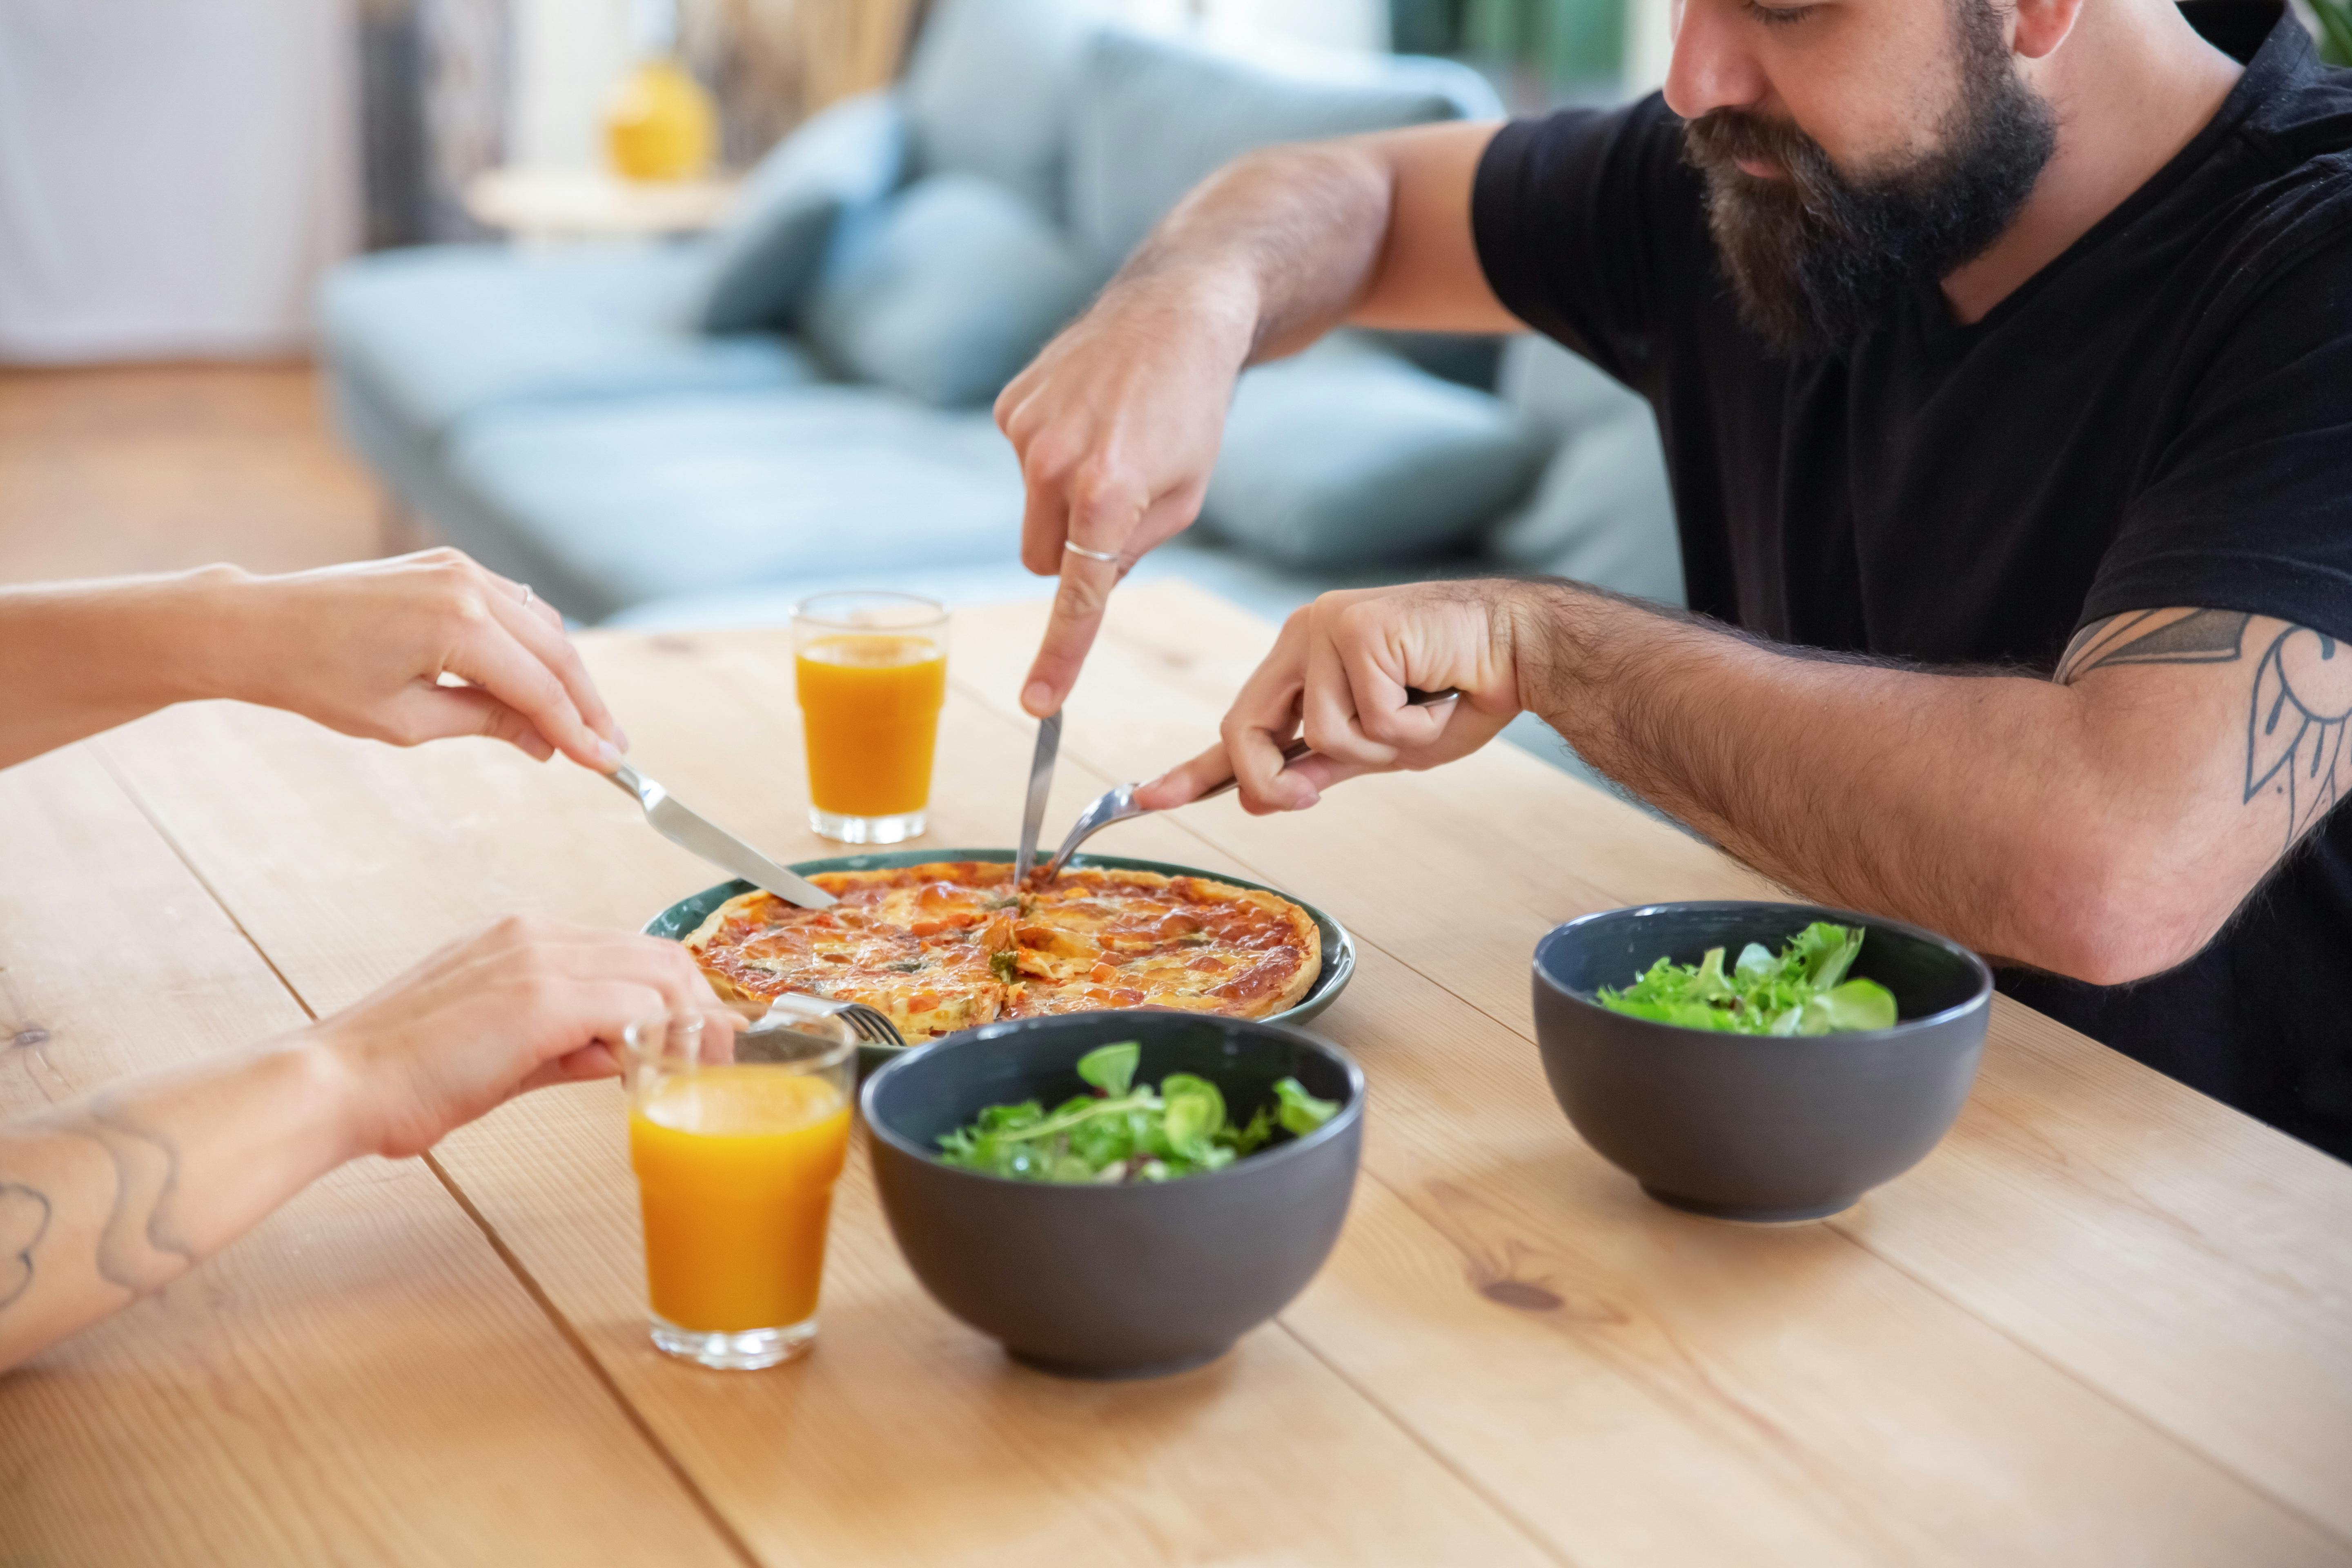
[1684,109,1833,181]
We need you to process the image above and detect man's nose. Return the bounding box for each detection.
[1663,0,1772,120]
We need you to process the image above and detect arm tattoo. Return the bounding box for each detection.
[0,1094,195,1322]
[2059,608,2351,847]
[0,1181,50,1310]
[81,1096,195,1294]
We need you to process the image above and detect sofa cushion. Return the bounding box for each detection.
[441,388,1026,619]
[900,0,1111,221]
[1199,336,1544,568]
[692,90,907,334]
[803,173,1093,408]
[1486,335,1684,604]
[1068,30,1500,271]
[319,242,814,448]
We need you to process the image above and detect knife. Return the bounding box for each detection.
[1015,711,1061,883]
[606,762,837,909]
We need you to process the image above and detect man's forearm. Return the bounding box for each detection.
[0,567,247,769]
[1114,142,1396,365]
[1501,580,2173,978]
[0,1040,356,1371]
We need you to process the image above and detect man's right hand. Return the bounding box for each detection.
[994,272,1261,717]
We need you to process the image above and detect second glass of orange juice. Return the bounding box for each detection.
[792,591,948,843]
[624,1004,856,1370]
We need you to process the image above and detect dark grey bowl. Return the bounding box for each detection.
[862,1012,1364,1379]
[1532,902,1992,1223]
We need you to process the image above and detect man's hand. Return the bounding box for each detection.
[308,917,736,1162]
[991,124,1509,719]
[206,550,626,771]
[1134,583,1526,814]
[995,273,1259,716]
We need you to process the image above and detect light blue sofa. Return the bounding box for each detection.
[318,0,1680,641]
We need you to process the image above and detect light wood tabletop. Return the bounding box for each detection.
[3,581,2347,1567]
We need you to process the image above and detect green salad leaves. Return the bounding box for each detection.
[1595,922,1900,1036]
[935,1041,1341,1184]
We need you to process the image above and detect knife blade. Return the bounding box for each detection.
[1015,711,1061,883]
[606,764,837,909]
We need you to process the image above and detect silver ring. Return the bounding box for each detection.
[518,584,535,608]
[1063,541,1120,564]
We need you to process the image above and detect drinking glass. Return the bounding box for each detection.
[791,590,949,844]
[623,1001,857,1370]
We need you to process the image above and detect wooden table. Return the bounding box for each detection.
[4,583,2348,1566]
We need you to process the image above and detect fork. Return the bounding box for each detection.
[757,991,907,1048]
[1040,687,1461,878]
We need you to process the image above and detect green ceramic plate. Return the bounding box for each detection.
[644,846,1356,1069]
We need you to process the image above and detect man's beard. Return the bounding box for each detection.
[1682,0,2058,359]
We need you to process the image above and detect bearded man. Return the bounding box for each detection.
[995,0,2352,1156]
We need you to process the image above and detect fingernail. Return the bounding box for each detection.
[1023,681,1054,714]
[612,726,632,753]
[597,739,623,770]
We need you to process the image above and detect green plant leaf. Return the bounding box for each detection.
[1076,1041,1140,1096]
[1273,1077,1341,1136]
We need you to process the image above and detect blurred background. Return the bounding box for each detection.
[3,0,2341,620]
[0,0,1696,633]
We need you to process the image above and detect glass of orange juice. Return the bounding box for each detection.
[623,1003,856,1369]
[792,591,949,843]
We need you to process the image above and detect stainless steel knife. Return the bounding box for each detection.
[606,763,837,909]
[1015,711,1061,883]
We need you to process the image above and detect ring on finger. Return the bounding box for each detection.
[1063,541,1120,564]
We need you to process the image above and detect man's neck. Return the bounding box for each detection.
[1942,0,2246,324]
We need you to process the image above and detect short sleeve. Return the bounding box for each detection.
[1469,94,1713,392]
[2083,203,2352,644]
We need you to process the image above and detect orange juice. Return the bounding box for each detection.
[629,1065,852,1332]
[794,633,947,817]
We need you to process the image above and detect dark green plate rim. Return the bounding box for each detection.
[643,846,1356,1060]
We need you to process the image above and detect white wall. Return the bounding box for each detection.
[507,0,635,169]
[1626,0,1675,94]
[0,0,360,362]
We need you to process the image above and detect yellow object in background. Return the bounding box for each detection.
[630,1066,851,1333]
[795,634,949,819]
[604,57,716,182]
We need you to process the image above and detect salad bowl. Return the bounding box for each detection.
[1532,901,1992,1222]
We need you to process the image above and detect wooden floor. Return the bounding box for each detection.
[0,362,381,584]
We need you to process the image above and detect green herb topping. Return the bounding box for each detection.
[934,1041,1341,1183]
[1594,922,1900,1035]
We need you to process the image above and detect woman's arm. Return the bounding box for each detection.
[0,918,729,1372]
[0,549,625,772]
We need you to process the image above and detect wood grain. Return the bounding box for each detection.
[85,599,2352,1566]
[0,746,746,1566]
[88,695,1559,1567]
[947,584,2352,1544]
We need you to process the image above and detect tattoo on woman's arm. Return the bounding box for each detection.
[2058,608,2351,846]
[0,1097,194,1322]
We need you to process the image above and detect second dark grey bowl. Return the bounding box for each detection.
[862,1012,1364,1379]
[1532,902,1992,1223]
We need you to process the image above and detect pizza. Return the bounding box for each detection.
[681,860,1322,1042]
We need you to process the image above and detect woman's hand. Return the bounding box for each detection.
[201,549,626,770]
[1133,582,1527,815]
[307,917,737,1162]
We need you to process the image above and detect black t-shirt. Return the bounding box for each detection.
[1472,4,2352,1158]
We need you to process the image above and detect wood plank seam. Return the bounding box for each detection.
[1274,1318,1589,1568]
[418,1149,766,1568]
[92,739,324,1023]
[941,667,2352,1555]
[88,734,767,1568]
